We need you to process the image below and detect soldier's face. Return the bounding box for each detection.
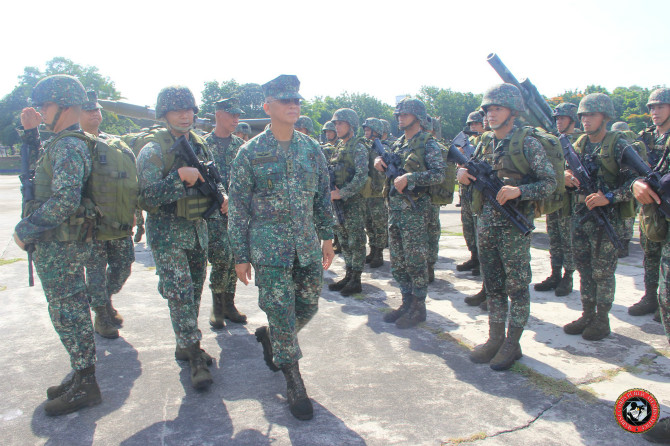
[469,122,484,134]
[555,116,573,133]
[325,130,336,141]
[580,112,605,133]
[397,113,417,131]
[217,110,240,134]
[364,127,372,138]
[80,109,102,131]
[486,106,511,130]
[650,104,670,127]
[334,121,351,138]
[264,98,300,125]
[165,108,195,133]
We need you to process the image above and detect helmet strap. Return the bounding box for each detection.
[45,106,64,131]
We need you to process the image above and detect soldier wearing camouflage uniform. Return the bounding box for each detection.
[459,84,556,370]
[327,108,369,296]
[228,75,334,421]
[534,103,580,296]
[380,118,396,145]
[14,75,102,416]
[633,87,670,444]
[295,115,315,137]
[361,117,388,269]
[136,86,223,390]
[204,98,247,328]
[376,98,445,328]
[563,93,639,341]
[234,122,251,141]
[80,91,136,339]
[611,120,637,258]
[320,120,338,160]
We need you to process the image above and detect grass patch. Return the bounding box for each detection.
[145,266,156,270]
[510,363,597,402]
[352,294,366,301]
[441,230,463,236]
[0,258,23,266]
[442,431,487,445]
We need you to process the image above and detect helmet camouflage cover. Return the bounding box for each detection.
[394,98,428,125]
[362,117,383,136]
[647,88,670,109]
[235,122,251,135]
[466,110,484,124]
[610,121,630,131]
[577,93,616,120]
[380,118,391,135]
[481,83,525,113]
[295,115,314,133]
[322,120,336,132]
[332,108,360,131]
[31,74,87,108]
[155,85,199,119]
[552,102,579,123]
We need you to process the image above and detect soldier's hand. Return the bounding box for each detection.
[496,185,521,205]
[235,263,252,285]
[220,196,229,214]
[394,174,409,193]
[565,169,580,188]
[633,179,660,205]
[178,167,204,187]
[322,240,334,270]
[457,168,476,185]
[374,156,387,172]
[585,190,609,209]
[21,107,42,130]
[13,232,26,251]
[331,187,342,201]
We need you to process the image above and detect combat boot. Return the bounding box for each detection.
[369,248,384,269]
[628,292,659,316]
[383,293,412,323]
[281,362,313,420]
[44,366,101,416]
[456,255,478,272]
[93,306,119,339]
[175,345,213,366]
[365,247,374,264]
[469,322,505,364]
[490,325,524,371]
[471,265,481,276]
[642,416,670,444]
[133,225,144,243]
[534,267,561,292]
[582,304,611,341]
[106,299,123,326]
[255,326,280,372]
[464,288,487,306]
[209,292,225,329]
[340,271,362,296]
[563,302,596,335]
[328,267,352,291]
[47,373,75,400]
[427,263,435,283]
[223,292,247,324]
[654,309,662,323]
[554,270,574,297]
[395,297,426,329]
[186,342,213,390]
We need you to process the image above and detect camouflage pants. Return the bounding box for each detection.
[365,197,388,249]
[34,240,95,371]
[426,204,441,266]
[207,218,237,294]
[152,244,207,349]
[335,196,366,271]
[86,237,135,307]
[254,257,322,366]
[461,188,477,255]
[656,231,670,342]
[546,208,575,271]
[622,216,635,241]
[572,213,620,306]
[389,199,430,299]
[477,225,531,328]
[641,228,662,296]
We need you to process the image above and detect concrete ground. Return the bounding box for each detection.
[0,175,668,445]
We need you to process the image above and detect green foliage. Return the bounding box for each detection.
[417,87,482,139]
[304,92,395,134]
[199,80,265,118]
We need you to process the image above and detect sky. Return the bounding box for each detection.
[1,0,668,108]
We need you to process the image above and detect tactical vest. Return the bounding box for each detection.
[382,132,431,200]
[136,128,214,220]
[331,136,366,189]
[360,139,386,198]
[430,140,456,206]
[639,126,670,168]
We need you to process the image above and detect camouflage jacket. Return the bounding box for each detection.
[639,126,670,168]
[329,137,369,201]
[204,132,245,192]
[228,128,334,267]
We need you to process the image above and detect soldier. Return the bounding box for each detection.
[295,115,315,136]
[633,88,670,444]
[458,84,556,370]
[327,108,369,296]
[228,74,334,420]
[136,86,224,390]
[320,120,338,160]
[534,103,580,296]
[563,93,638,341]
[380,118,396,145]
[13,75,102,415]
[361,117,388,268]
[80,91,137,339]
[234,122,252,141]
[611,120,637,258]
[204,98,247,328]
[629,89,670,322]
[375,98,445,328]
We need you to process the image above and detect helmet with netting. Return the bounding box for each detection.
[295,115,314,133]
[647,88,670,109]
[577,93,616,120]
[481,83,525,113]
[155,85,199,119]
[332,108,360,131]
[31,75,87,108]
[394,98,428,125]
[552,102,579,123]
[466,110,484,124]
[362,117,383,136]
[322,120,336,132]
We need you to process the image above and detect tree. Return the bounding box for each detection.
[199,80,266,118]
[417,87,482,139]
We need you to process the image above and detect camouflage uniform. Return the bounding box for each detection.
[362,118,389,264]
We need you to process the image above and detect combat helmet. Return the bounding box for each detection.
[647,88,670,109]
[362,117,383,137]
[31,74,87,108]
[466,110,484,124]
[611,121,630,131]
[481,83,525,113]
[295,115,314,133]
[322,120,336,132]
[332,108,360,131]
[235,122,251,135]
[552,102,579,123]
[394,98,428,125]
[155,86,198,119]
[577,93,615,120]
[380,119,391,135]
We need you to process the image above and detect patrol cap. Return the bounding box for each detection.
[82,90,103,111]
[262,74,303,100]
[215,97,245,114]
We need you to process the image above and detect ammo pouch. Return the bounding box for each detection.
[640,203,668,243]
[176,188,214,221]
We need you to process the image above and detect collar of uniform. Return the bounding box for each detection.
[262,127,300,149]
[59,123,82,134]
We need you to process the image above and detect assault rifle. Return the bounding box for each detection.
[327,165,346,225]
[371,138,423,209]
[558,134,623,250]
[18,133,35,287]
[171,135,226,219]
[621,144,670,218]
[451,131,477,159]
[447,135,535,236]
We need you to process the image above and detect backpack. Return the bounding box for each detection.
[430,141,456,206]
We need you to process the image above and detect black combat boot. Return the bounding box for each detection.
[628,292,659,316]
[281,362,313,420]
[469,322,505,364]
[369,248,384,269]
[223,292,247,323]
[255,326,280,372]
[654,309,662,323]
[582,303,612,341]
[209,292,225,329]
[563,302,596,335]
[427,263,435,283]
[642,417,670,444]
[92,306,119,339]
[328,267,352,291]
[187,342,213,390]
[490,325,524,371]
[365,247,374,264]
[175,345,213,366]
[534,266,561,292]
[106,299,123,326]
[554,270,574,297]
[44,366,101,416]
[383,293,412,323]
[395,297,427,329]
[133,226,144,243]
[464,287,487,306]
[47,374,75,400]
[340,271,362,296]
[456,255,479,272]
